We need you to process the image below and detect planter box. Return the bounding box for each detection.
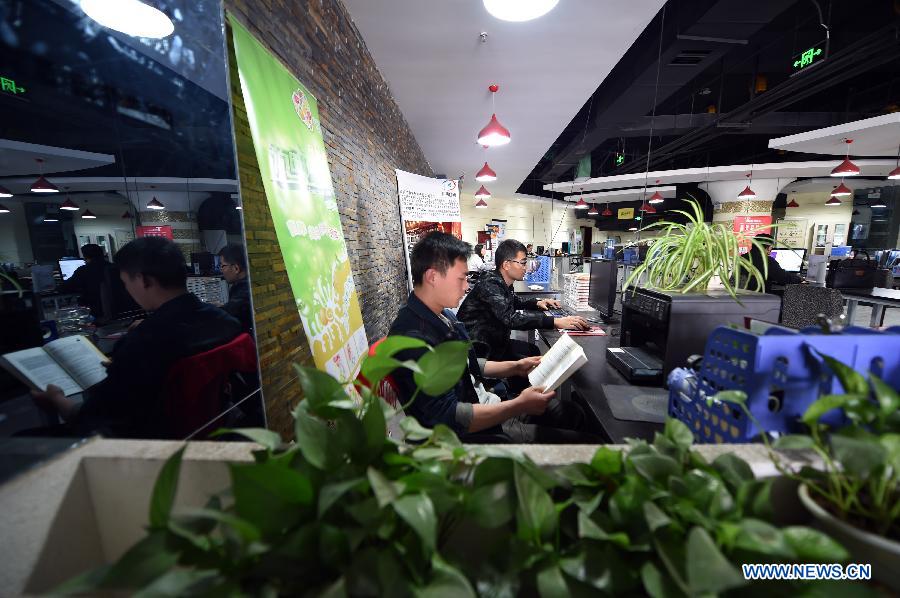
[0,439,785,595]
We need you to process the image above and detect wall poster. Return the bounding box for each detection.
[733,215,772,255]
[230,17,367,383]
[395,169,462,289]
[775,218,808,249]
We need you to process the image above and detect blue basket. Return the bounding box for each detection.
[668,325,900,443]
[525,256,551,284]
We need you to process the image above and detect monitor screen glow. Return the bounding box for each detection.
[769,248,805,273]
[59,259,85,281]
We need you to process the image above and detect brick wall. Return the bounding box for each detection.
[225,0,432,435]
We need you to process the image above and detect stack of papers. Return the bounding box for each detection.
[563,273,591,311]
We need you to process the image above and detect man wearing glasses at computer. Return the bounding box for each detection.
[457,239,589,383]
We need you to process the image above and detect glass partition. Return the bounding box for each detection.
[0,0,262,443]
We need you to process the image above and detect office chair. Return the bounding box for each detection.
[779,285,844,330]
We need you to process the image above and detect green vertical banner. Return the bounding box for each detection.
[229,17,367,382]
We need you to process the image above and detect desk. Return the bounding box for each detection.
[535,318,663,443]
[840,287,900,327]
[513,280,560,299]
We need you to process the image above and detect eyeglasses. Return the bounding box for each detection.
[506,258,528,266]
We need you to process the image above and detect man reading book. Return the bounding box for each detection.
[388,232,597,444]
[30,237,242,438]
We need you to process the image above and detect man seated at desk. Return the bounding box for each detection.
[457,238,588,365]
[218,244,253,332]
[389,232,595,443]
[31,237,242,438]
[743,233,803,293]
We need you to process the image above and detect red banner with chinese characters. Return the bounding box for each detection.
[136,225,174,240]
[733,216,772,255]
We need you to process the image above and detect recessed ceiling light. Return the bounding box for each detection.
[80,0,174,39]
[483,0,559,22]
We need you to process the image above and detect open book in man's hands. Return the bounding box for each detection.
[0,335,109,397]
[528,333,588,392]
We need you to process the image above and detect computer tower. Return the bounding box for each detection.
[609,288,781,383]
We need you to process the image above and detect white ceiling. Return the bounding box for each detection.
[768,113,900,157]
[580,185,676,203]
[0,139,115,176]
[343,0,665,199]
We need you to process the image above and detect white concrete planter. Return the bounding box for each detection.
[798,484,900,591]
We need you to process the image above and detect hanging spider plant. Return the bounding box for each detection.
[623,200,773,302]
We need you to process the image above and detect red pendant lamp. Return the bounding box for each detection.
[602,203,613,217]
[474,185,491,200]
[0,185,12,198]
[737,172,756,200]
[831,182,852,197]
[30,158,59,193]
[648,179,664,204]
[786,194,799,208]
[825,195,842,206]
[0,204,9,214]
[587,203,599,216]
[475,162,497,182]
[146,185,165,210]
[60,187,79,211]
[81,209,97,219]
[831,139,860,177]
[889,145,900,179]
[574,197,588,209]
[474,198,488,208]
[476,85,511,146]
[640,195,657,213]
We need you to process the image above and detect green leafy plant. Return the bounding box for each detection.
[0,269,24,298]
[714,353,900,540]
[56,337,862,597]
[624,200,772,301]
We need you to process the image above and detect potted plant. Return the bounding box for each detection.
[715,353,900,590]
[623,200,771,301]
[55,338,861,596]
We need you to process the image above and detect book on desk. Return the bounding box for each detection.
[0,335,109,396]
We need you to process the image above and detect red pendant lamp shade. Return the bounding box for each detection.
[31,175,59,193]
[602,204,613,217]
[146,197,165,210]
[0,204,9,213]
[60,197,79,211]
[0,185,12,198]
[477,114,511,146]
[640,201,656,214]
[831,182,852,197]
[888,165,900,180]
[825,195,842,206]
[474,185,491,199]
[81,209,97,219]
[474,198,488,208]
[574,197,589,209]
[587,203,599,215]
[475,162,497,182]
[831,139,859,177]
[786,197,800,208]
[648,190,664,204]
[736,172,756,200]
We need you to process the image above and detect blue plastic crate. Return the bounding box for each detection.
[525,256,551,284]
[668,325,900,443]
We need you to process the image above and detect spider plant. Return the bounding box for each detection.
[623,200,772,302]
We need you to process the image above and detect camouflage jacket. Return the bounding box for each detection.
[456,271,554,356]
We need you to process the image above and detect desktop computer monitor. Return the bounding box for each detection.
[536,245,545,256]
[561,242,570,254]
[769,248,806,273]
[58,259,85,281]
[588,259,617,321]
[830,246,851,258]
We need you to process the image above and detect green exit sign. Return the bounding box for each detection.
[0,76,26,96]
[615,153,625,166]
[792,40,826,72]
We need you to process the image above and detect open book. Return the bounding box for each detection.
[528,333,588,392]
[0,335,109,396]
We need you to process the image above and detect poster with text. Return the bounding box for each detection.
[230,17,367,383]
[396,169,462,288]
[776,218,808,249]
[733,215,773,255]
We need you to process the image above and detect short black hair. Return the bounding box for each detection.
[495,239,527,268]
[754,233,775,247]
[81,243,104,261]
[218,244,247,272]
[473,243,483,256]
[410,232,471,285]
[114,237,187,290]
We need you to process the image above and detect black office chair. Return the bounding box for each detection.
[779,285,844,329]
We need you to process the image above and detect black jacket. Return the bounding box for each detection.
[388,292,495,436]
[744,246,802,293]
[456,270,554,356]
[72,293,242,438]
[223,278,253,332]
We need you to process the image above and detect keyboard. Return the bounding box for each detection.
[548,306,604,324]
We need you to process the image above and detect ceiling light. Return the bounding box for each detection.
[474,198,488,208]
[477,85,511,146]
[786,198,799,208]
[825,196,842,206]
[475,162,497,182]
[43,213,59,222]
[146,197,165,210]
[80,0,174,39]
[602,204,613,217]
[587,203,599,216]
[574,198,589,209]
[830,139,859,176]
[60,197,80,210]
[648,190,664,204]
[889,166,900,180]
[736,173,755,200]
[831,182,852,197]
[235,205,243,210]
[30,158,59,193]
[483,0,559,22]
[474,185,491,199]
[640,201,656,214]
[871,199,887,208]
[81,209,97,219]
[628,227,638,231]
[0,204,9,214]
[0,185,12,198]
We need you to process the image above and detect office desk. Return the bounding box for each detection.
[840,287,900,327]
[513,280,561,298]
[535,320,663,443]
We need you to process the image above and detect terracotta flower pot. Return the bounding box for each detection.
[798,484,900,591]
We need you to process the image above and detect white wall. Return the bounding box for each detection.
[778,190,853,253]
[0,204,34,264]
